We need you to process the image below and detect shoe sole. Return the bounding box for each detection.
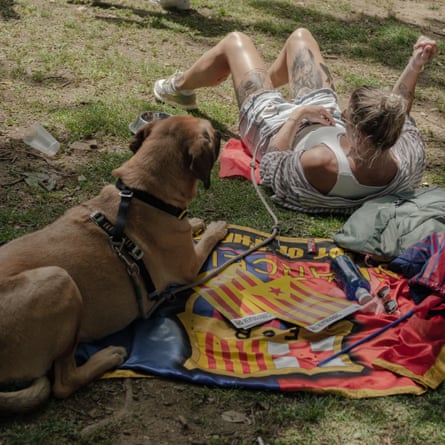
[153,88,197,110]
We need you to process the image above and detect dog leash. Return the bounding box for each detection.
[150,142,281,301]
[93,145,281,316]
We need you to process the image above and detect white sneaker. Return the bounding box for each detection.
[153,74,197,110]
[152,0,190,10]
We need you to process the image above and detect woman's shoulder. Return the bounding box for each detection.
[300,145,338,194]
[300,144,334,167]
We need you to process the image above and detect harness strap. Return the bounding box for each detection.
[91,211,143,261]
[89,179,189,318]
[116,179,188,220]
[112,187,133,245]
[91,211,159,318]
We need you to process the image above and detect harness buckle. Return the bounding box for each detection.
[126,261,140,277]
[109,236,125,253]
[119,189,133,199]
[90,210,105,226]
[130,245,144,261]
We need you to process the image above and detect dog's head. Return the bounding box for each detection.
[129,115,221,189]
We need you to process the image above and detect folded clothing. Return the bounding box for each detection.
[218,138,261,184]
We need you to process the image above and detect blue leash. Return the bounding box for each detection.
[317,308,415,367]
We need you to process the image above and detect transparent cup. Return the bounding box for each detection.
[23,123,60,156]
[129,111,171,134]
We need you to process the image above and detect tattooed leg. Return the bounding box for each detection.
[268,28,335,98]
[174,32,273,108]
[289,48,334,97]
[234,69,273,107]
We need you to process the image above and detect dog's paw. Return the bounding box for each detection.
[189,217,205,235]
[206,221,228,240]
[99,346,127,366]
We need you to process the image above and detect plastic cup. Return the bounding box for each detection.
[129,111,171,134]
[23,123,60,156]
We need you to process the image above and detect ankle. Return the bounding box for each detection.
[173,72,188,90]
[172,73,195,95]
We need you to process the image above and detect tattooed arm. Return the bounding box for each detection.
[393,36,438,114]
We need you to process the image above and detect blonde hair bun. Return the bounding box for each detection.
[350,86,407,151]
[380,92,405,114]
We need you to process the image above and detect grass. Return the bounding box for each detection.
[1,0,445,443]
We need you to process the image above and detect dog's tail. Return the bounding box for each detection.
[0,376,51,414]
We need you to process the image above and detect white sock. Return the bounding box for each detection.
[170,74,194,95]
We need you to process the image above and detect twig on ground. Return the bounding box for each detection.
[80,378,134,437]
[1,177,24,187]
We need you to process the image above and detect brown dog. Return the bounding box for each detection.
[0,115,228,414]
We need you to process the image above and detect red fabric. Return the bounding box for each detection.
[375,294,445,385]
[218,138,261,184]
[182,235,445,397]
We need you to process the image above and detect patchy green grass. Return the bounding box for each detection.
[1,0,445,443]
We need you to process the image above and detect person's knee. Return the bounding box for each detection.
[288,27,314,44]
[224,31,253,51]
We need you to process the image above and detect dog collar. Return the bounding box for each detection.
[115,179,188,220]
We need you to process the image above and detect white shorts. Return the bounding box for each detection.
[238,88,343,159]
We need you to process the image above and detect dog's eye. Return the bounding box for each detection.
[203,130,211,141]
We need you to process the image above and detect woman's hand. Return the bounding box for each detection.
[268,105,335,153]
[411,36,438,71]
[289,105,335,127]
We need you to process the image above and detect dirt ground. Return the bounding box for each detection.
[1,0,445,444]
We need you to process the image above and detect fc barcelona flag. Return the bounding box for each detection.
[77,225,445,398]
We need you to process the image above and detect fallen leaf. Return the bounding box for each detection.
[23,172,57,191]
[221,410,248,424]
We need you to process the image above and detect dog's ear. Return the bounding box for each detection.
[129,122,155,153]
[188,131,220,189]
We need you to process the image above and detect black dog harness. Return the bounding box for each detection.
[90,179,188,318]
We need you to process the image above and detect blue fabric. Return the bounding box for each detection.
[76,295,281,390]
[389,232,445,303]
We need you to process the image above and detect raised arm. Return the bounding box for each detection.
[393,36,438,114]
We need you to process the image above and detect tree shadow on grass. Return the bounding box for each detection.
[89,0,443,79]
[0,0,20,20]
[84,0,245,37]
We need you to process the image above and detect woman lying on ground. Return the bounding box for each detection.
[153,28,438,214]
